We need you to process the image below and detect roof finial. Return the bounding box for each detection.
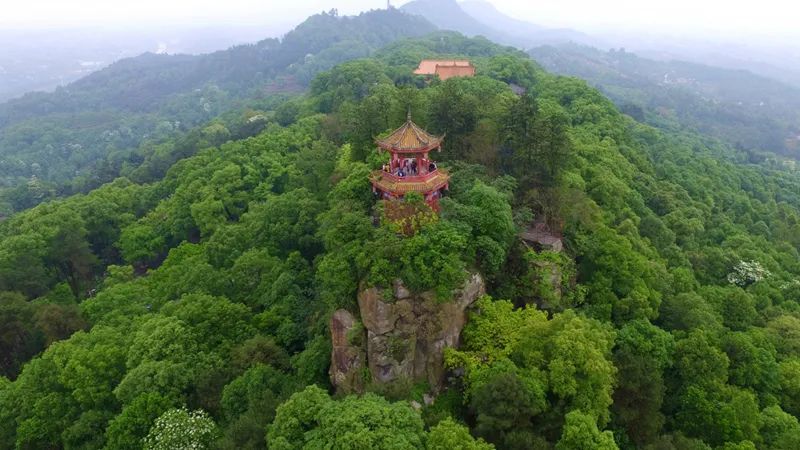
[407,108,412,122]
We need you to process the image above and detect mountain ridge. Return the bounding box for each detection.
[0,8,437,212]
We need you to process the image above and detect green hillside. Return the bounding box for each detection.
[530,44,800,160]
[0,9,435,213]
[2,27,800,449]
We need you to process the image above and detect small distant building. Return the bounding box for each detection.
[413,60,475,81]
[369,114,450,211]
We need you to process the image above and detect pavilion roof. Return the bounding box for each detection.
[376,116,443,152]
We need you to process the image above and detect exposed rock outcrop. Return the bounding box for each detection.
[329,273,485,394]
[519,221,563,253]
[329,309,366,394]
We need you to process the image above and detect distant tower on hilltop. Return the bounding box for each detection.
[387,0,393,9]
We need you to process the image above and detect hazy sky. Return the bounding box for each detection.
[3,0,799,41]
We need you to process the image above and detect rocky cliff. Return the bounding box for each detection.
[330,273,485,394]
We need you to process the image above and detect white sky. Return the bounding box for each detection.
[2,0,798,41]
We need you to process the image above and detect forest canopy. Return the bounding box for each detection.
[1,24,800,450]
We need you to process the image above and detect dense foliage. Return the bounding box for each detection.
[2,25,800,450]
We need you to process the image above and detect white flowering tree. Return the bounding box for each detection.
[144,407,217,450]
[727,260,771,287]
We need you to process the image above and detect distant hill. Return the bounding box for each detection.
[594,32,800,90]
[401,0,506,42]
[530,43,800,158]
[459,0,593,47]
[0,26,282,103]
[401,0,593,48]
[460,0,544,34]
[0,10,435,128]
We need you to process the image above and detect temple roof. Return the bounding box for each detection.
[376,115,443,152]
[414,60,473,75]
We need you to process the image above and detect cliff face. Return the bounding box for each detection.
[329,309,366,392]
[329,273,485,394]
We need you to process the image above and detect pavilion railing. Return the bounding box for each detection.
[376,168,445,183]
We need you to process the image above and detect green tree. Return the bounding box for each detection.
[218,364,300,449]
[428,418,494,450]
[428,79,480,158]
[612,319,674,446]
[105,393,175,450]
[117,223,165,268]
[470,372,540,449]
[444,181,516,277]
[0,293,44,378]
[502,95,571,188]
[267,385,426,450]
[759,405,800,450]
[556,410,618,450]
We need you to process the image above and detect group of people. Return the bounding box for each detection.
[382,158,437,178]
